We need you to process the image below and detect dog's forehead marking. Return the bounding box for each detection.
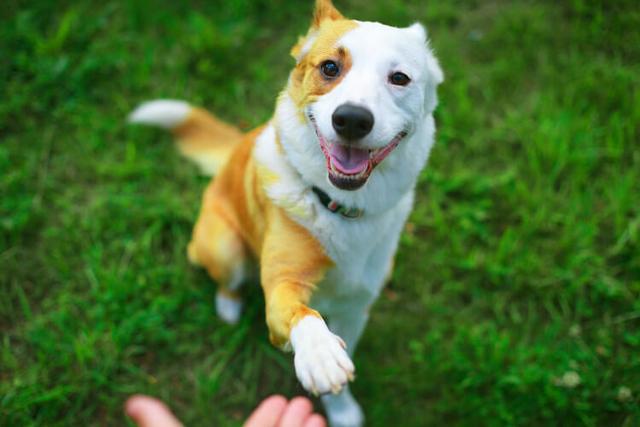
[288,19,359,109]
[310,19,359,57]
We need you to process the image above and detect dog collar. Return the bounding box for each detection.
[311,186,363,219]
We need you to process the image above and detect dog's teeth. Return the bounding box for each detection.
[329,163,369,181]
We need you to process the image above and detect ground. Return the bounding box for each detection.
[1,0,639,425]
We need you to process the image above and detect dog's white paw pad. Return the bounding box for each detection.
[215,292,243,324]
[290,316,355,395]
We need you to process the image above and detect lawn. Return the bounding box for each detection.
[1,0,639,425]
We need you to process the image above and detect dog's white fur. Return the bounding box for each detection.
[254,20,442,426]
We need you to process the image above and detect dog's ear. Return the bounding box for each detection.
[406,22,444,112]
[406,22,427,41]
[311,0,344,29]
[424,53,444,112]
[407,22,444,86]
[291,1,345,62]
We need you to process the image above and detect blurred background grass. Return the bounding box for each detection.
[1,0,639,425]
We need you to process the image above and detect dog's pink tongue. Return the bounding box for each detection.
[329,144,369,174]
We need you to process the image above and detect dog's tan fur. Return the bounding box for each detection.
[183,124,330,348]
[130,1,443,422]
[169,0,358,348]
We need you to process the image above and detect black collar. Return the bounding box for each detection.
[311,186,363,219]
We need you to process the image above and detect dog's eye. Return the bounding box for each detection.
[320,60,340,79]
[389,72,411,86]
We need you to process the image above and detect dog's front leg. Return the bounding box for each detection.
[261,208,354,395]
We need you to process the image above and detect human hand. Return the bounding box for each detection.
[125,394,326,427]
[243,395,326,427]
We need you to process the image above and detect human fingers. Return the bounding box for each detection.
[303,413,327,427]
[278,396,315,427]
[243,395,288,427]
[125,395,183,427]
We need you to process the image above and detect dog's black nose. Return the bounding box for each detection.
[332,104,374,140]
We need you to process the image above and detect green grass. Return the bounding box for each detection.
[1,0,639,425]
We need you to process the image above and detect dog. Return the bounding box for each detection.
[129,1,442,425]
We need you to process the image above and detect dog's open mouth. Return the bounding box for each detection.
[309,115,407,191]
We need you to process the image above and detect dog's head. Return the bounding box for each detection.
[279,0,443,192]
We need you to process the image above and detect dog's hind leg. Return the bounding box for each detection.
[188,206,248,325]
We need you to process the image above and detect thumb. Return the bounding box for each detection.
[125,395,183,427]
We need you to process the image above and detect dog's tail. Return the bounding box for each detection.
[128,99,243,175]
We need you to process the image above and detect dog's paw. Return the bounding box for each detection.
[290,316,355,395]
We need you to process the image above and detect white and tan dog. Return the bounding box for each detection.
[129,1,442,425]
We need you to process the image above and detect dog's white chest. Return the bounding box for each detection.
[306,192,413,314]
[254,123,415,312]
